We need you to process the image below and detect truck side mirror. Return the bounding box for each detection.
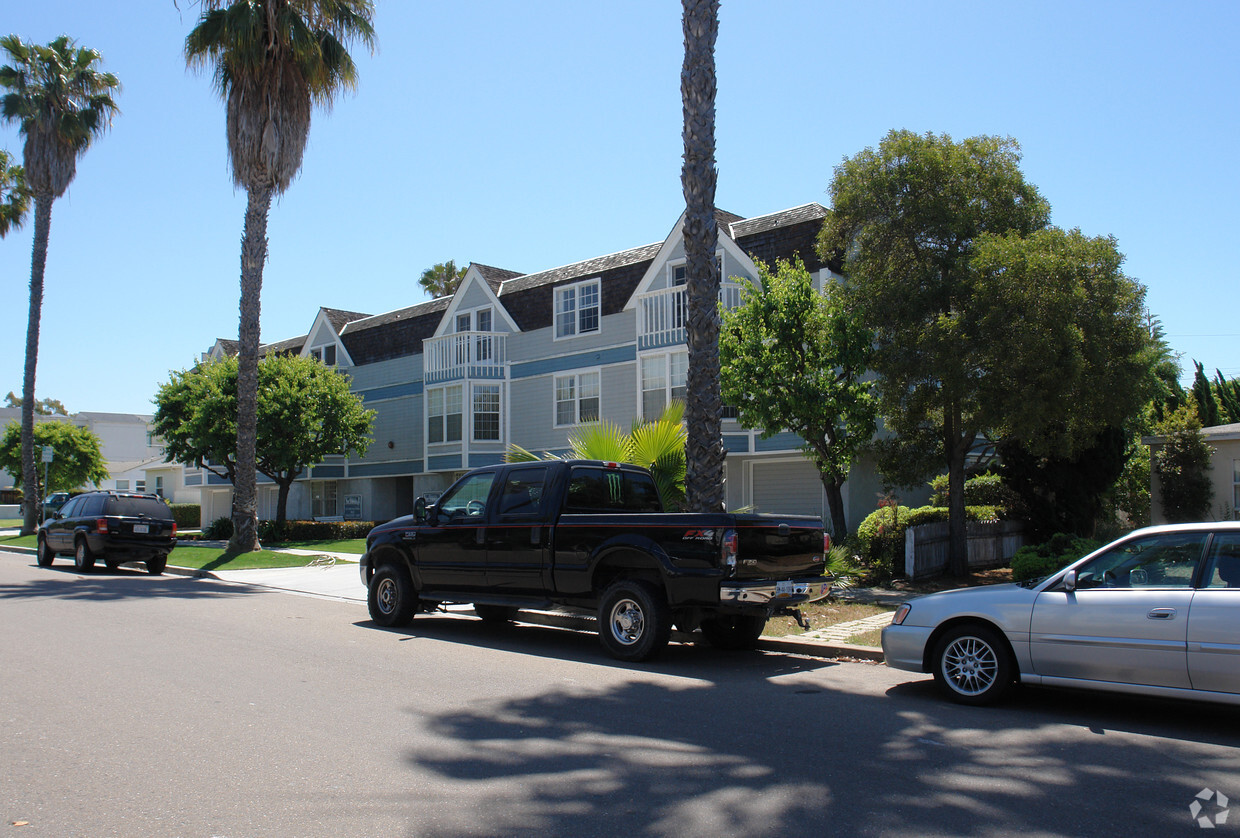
[414,497,428,524]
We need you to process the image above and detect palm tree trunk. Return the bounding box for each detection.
[229,185,273,553]
[19,194,53,536]
[681,0,725,514]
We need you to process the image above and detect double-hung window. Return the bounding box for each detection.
[428,385,463,444]
[555,279,600,339]
[641,353,687,421]
[473,384,501,441]
[555,371,600,426]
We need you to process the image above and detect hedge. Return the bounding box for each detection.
[169,503,201,529]
[198,517,379,542]
[854,503,1006,584]
[1010,533,1102,582]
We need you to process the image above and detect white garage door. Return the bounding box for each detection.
[750,459,824,519]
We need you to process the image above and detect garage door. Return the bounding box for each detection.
[750,459,824,519]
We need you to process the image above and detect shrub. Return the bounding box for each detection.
[203,516,234,540]
[169,503,201,529]
[1011,534,1101,582]
[854,503,1008,584]
[929,473,1015,510]
[258,519,377,542]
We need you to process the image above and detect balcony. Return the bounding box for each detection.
[635,282,744,349]
[424,332,507,384]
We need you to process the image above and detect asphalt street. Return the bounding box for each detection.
[3,549,1239,837]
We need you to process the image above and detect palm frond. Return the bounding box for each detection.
[567,420,630,463]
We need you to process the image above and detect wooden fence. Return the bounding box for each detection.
[904,520,1024,581]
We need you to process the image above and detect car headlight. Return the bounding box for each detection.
[891,603,911,625]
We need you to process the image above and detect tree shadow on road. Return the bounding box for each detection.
[390,644,1240,838]
[0,560,259,602]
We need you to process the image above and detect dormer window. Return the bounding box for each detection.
[310,345,337,365]
[555,279,600,339]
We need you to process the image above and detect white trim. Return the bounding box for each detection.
[300,308,356,367]
[553,367,602,428]
[552,278,602,341]
[434,267,521,338]
[469,382,503,444]
[624,213,761,310]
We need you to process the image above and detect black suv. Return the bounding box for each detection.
[37,491,177,575]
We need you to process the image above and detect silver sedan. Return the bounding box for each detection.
[882,522,1240,705]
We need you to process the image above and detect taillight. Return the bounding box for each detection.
[824,533,832,553]
[722,529,738,571]
[96,518,109,534]
[172,522,177,537]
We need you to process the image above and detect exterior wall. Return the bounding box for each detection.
[1148,429,1240,524]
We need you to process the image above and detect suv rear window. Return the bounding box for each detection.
[105,497,172,518]
[565,467,662,513]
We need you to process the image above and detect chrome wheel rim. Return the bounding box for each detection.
[375,577,397,615]
[608,597,645,646]
[942,636,998,696]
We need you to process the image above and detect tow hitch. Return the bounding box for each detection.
[775,606,812,632]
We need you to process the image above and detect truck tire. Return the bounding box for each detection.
[369,564,418,627]
[474,604,519,624]
[700,614,767,650]
[598,578,671,662]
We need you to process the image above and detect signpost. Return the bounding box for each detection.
[40,446,53,525]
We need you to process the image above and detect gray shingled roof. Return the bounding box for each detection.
[498,242,664,296]
[322,307,372,332]
[473,263,525,292]
[339,297,453,335]
[728,203,828,239]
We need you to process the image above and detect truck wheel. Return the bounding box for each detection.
[474,604,518,624]
[931,623,1015,705]
[37,537,54,568]
[598,579,671,662]
[369,564,418,627]
[74,538,95,572]
[700,614,767,650]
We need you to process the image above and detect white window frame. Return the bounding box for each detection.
[427,384,463,445]
[640,352,687,421]
[554,279,601,340]
[554,369,601,427]
[312,481,338,518]
[471,383,502,442]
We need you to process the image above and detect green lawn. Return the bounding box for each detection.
[167,545,321,571]
[0,533,35,549]
[266,538,366,554]
[1,519,22,528]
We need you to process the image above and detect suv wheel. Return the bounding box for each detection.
[74,538,96,572]
[598,578,671,662]
[37,537,55,568]
[147,554,167,576]
[368,564,417,627]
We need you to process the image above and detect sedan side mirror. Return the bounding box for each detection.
[1062,569,1077,593]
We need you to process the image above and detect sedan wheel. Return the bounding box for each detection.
[932,624,1014,705]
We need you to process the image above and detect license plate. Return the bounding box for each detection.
[776,580,807,598]
[133,524,149,534]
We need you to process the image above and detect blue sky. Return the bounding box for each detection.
[2,1,1237,415]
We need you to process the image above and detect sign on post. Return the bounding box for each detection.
[41,446,53,464]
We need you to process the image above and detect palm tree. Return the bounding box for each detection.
[680,0,725,513]
[0,35,119,536]
[419,260,467,298]
[0,148,30,237]
[506,402,688,511]
[185,0,375,552]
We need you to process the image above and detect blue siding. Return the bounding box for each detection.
[468,452,506,468]
[359,381,424,402]
[755,432,804,452]
[311,466,346,478]
[350,459,423,477]
[428,454,462,471]
[511,345,635,379]
[185,474,202,486]
[723,434,751,453]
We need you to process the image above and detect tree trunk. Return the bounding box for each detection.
[229,186,273,553]
[681,0,725,514]
[946,415,972,576]
[275,475,293,527]
[823,476,849,542]
[19,195,53,536]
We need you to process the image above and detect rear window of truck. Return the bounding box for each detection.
[565,467,662,513]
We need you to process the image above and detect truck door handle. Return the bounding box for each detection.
[1147,608,1176,620]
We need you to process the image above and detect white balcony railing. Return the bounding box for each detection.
[424,332,506,383]
[635,282,743,349]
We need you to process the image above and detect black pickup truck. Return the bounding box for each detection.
[360,459,832,661]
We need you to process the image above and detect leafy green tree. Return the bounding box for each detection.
[1,34,120,535]
[1154,404,1214,522]
[1191,360,1220,427]
[0,147,29,236]
[0,420,108,501]
[185,0,376,552]
[680,0,725,514]
[4,392,67,415]
[153,354,375,526]
[1214,370,1240,424]
[418,260,466,298]
[718,256,875,537]
[821,131,1153,574]
[506,401,688,510]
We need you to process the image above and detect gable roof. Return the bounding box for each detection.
[322,307,372,332]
